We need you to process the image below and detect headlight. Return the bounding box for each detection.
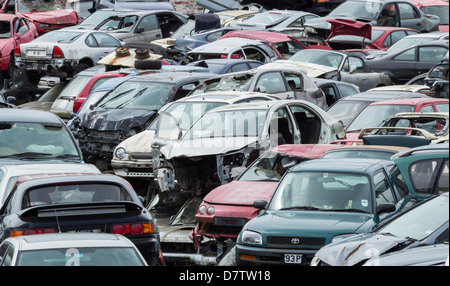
[115,147,126,160]
[206,206,215,215]
[39,23,50,28]
[198,205,206,214]
[310,256,321,266]
[241,230,262,245]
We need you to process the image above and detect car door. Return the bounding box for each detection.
[389,46,418,82]
[253,71,290,98]
[86,32,122,62]
[13,18,35,44]
[414,45,449,75]
[287,104,323,144]
[133,14,161,42]
[267,107,297,147]
[340,56,374,91]
[156,12,186,39]
[396,2,425,31]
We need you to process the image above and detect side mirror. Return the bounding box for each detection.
[377,203,396,214]
[136,27,144,34]
[256,86,266,93]
[253,200,268,210]
[6,96,16,104]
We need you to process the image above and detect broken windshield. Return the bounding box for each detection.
[17,0,63,13]
[189,74,254,96]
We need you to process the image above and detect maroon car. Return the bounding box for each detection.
[0,0,80,36]
[191,144,339,249]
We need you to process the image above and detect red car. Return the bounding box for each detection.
[218,30,329,60]
[191,144,340,248]
[345,97,449,141]
[409,0,449,32]
[0,13,37,86]
[0,0,81,36]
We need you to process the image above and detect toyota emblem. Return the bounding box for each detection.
[291,238,300,244]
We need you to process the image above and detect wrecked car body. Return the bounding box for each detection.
[284,49,392,91]
[151,100,346,202]
[71,71,215,171]
[188,66,328,109]
[425,61,449,98]
[311,192,449,266]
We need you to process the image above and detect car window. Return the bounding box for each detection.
[137,14,158,31]
[377,3,397,26]
[436,103,449,112]
[321,85,338,107]
[269,108,294,145]
[92,32,122,48]
[374,171,396,205]
[398,3,420,20]
[393,47,416,61]
[409,159,444,195]
[339,84,359,98]
[348,56,365,73]
[230,63,251,73]
[205,30,226,42]
[418,46,448,62]
[419,105,435,112]
[284,73,303,91]
[384,31,407,48]
[0,244,9,266]
[287,17,304,28]
[389,165,409,200]
[243,47,268,63]
[437,159,449,194]
[255,72,287,93]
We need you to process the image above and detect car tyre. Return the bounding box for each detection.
[134,60,162,70]
[23,70,41,87]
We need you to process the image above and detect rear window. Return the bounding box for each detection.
[409,159,447,195]
[21,183,133,209]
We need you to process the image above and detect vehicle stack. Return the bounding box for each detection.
[0,0,448,268]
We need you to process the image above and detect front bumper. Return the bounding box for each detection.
[236,244,318,266]
[112,158,154,178]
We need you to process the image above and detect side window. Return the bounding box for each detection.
[255,72,287,94]
[17,19,29,35]
[348,56,365,73]
[374,171,396,205]
[230,63,250,73]
[377,3,397,26]
[243,47,267,63]
[85,34,98,47]
[436,103,449,112]
[284,73,303,91]
[205,30,225,42]
[289,105,321,144]
[393,47,415,61]
[437,159,449,194]
[339,84,359,98]
[320,85,338,107]
[172,82,198,101]
[419,105,435,112]
[398,3,420,19]
[0,244,9,266]
[92,33,121,47]
[287,17,304,28]
[3,246,13,266]
[389,165,409,200]
[385,31,407,48]
[268,108,294,145]
[410,159,443,195]
[137,15,158,31]
[418,47,448,62]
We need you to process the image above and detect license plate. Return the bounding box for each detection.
[26,50,46,57]
[213,217,247,226]
[66,229,102,233]
[284,254,302,264]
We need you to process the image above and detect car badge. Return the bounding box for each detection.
[291,238,300,244]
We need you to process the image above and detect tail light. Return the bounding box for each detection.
[14,45,21,57]
[110,223,154,235]
[52,46,65,58]
[11,228,58,237]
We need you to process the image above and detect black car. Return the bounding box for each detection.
[366,40,449,84]
[70,71,215,171]
[0,173,162,265]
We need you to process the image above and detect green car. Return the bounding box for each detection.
[235,158,424,266]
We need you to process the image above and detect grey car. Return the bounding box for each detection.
[304,0,440,39]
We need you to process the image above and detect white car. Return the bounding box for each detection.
[0,233,148,266]
[0,163,101,208]
[15,29,123,87]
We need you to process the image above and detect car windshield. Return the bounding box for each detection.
[376,194,449,241]
[0,122,80,159]
[183,109,268,139]
[97,15,139,32]
[327,100,371,127]
[240,12,289,25]
[149,101,226,131]
[346,104,415,132]
[269,171,372,213]
[17,247,146,266]
[33,30,83,44]
[329,0,380,19]
[0,21,11,39]
[17,0,63,13]
[421,6,449,25]
[290,50,344,69]
[379,116,448,136]
[190,74,254,96]
[96,80,173,111]
[81,10,126,27]
[239,151,304,182]
[21,183,133,208]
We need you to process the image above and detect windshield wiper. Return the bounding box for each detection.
[53,154,81,160]
[326,208,370,214]
[278,206,321,211]
[1,152,53,159]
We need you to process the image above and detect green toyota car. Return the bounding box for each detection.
[235,157,430,266]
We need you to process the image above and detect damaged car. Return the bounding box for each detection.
[311,192,449,266]
[424,59,449,98]
[188,66,328,109]
[281,49,392,91]
[71,71,215,171]
[151,100,346,200]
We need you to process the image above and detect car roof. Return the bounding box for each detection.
[126,71,215,82]
[290,158,388,173]
[392,143,449,159]
[221,30,294,43]
[272,144,340,158]
[0,109,63,124]
[180,91,277,102]
[6,233,135,251]
[368,97,448,105]
[340,91,429,101]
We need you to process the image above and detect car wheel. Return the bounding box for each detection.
[23,70,41,87]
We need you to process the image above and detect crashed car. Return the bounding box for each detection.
[14,29,123,86]
[0,0,81,36]
[278,49,392,92]
[151,100,346,199]
[235,157,431,266]
[188,66,328,109]
[111,91,278,181]
[191,144,340,263]
[94,0,174,11]
[311,192,449,266]
[71,71,215,171]
[424,59,449,98]
[358,112,449,147]
[304,0,440,39]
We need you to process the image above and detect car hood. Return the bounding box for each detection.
[23,10,79,25]
[157,136,260,160]
[117,129,156,153]
[19,101,52,111]
[80,108,156,132]
[263,60,337,78]
[247,210,373,242]
[315,233,410,266]
[204,181,278,205]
